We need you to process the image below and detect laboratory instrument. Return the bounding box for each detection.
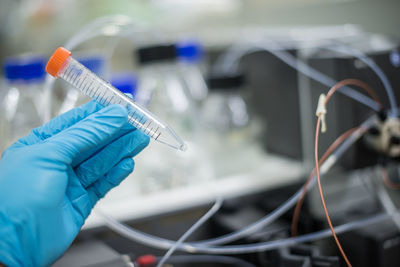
[46,47,186,151]
[214,36,397,166]
[98,119,373,251]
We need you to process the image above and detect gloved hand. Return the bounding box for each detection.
[0,101,149,267]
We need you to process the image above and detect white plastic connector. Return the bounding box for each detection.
[316,94,327,133]
[320,155,337,174]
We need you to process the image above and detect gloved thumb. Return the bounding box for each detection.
[46,105,128,164]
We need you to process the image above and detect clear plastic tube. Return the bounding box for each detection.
[98,117,374,251]
[325,43,397,116]
[41,15,146,123]
[46,48,186,151]
[194,212,391,254]
[259,42,379,111]
[101,207,391,254]
[63,15,144,51]
[213,40,381,111]
[194,118,373,246]
[157,197,223,267]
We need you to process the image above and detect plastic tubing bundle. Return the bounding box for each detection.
[213,38,394,112]
[99,117,391,254]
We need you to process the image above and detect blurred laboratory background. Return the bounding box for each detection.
[1,0,400,266]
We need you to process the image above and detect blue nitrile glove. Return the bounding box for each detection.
[0,101,149,267]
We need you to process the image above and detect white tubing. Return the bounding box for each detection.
[98,117,374,251]
[156,197,223,267]
[192,212,391,254]
[325,43,397,116]
[193,117,373,246]
[101,207,391,254]
[213,40,382,112]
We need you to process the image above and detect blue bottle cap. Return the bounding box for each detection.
[76,55,105,75]
[390,50,400,68]
[3,59,21,81]
[3,55,46,82]
[176,40,204,63]
[111,72,137,97]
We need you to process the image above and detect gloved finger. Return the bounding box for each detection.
[87,157,134,207]
[46,104,128,165]
[65,167,92,224]
[10,100,102,148]
[75,130,149,188]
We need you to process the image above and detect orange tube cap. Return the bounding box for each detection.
[46,47,71,77]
